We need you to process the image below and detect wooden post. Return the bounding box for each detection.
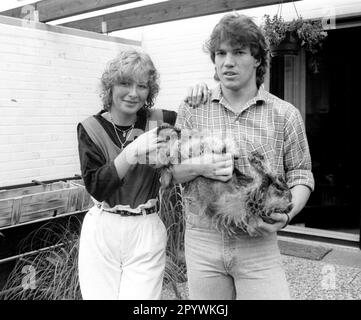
[11,198,22,225]
[101,21,107,34]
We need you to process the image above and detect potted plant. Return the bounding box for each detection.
[262,14,328,71]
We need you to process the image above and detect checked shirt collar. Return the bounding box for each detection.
[211,84,268,118]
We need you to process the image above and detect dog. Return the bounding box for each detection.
[153,124,293,236]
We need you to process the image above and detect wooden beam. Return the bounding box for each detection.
[60,0,300,33]
[0,0,141,22]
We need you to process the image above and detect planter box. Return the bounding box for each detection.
[0,181,81,228]
[68,179,93,211]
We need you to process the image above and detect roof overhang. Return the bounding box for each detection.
[0,0,300,33]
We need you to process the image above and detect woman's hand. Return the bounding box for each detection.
[124,127,164,165]
[183,83,210,108]
[114,127,168,179]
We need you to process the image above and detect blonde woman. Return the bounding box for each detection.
[77,49,176,300]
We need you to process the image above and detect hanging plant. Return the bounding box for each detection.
[262,14,328,72]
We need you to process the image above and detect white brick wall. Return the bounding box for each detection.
[138,19,219,112]
[0,17,140,187]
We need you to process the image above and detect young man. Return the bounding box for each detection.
[173,13,314,300]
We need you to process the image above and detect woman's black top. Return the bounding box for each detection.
[77,108,177,208]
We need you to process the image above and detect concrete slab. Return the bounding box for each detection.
[322,248,361,269]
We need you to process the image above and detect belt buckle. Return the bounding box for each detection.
[122,210,131,216]
[141,207,147,217]
[118,210,131,216]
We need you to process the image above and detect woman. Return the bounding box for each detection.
[77,49,177,300]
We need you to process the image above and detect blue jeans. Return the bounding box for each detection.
[184,212,290,300]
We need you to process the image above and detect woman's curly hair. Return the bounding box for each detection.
[100,49,160,111]
[204,13,269,88]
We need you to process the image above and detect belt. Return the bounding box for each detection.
[102,205,157,216]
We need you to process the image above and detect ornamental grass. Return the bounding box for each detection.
[1,185,187,300]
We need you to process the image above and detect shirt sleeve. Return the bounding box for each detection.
[77,123,123,202]
[174,102,193,130]
[283,107,315,191]
[162,109,177,126]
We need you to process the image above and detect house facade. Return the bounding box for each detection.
[0,0,360,246]
[113,0,361,246]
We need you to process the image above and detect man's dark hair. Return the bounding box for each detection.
[204,13,269,88]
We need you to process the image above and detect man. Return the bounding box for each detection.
[172,13,314,300]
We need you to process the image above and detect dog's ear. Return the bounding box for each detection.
[273,175,289,192]
[233,167,254,187]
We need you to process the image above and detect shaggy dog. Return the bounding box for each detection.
[152,124,293,236]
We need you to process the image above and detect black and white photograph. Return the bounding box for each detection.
[0,0,360,310]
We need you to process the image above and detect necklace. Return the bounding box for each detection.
[115,125,133,138]
[109,114,135,149]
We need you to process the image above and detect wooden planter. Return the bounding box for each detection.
[0,181,81,228]
[270,31,300,57]
[68,179,93,211]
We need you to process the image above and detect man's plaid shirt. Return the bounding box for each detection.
[175,84,314,191]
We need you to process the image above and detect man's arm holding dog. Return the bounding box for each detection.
[171,153,234,184]
[248,107,314,237]
[174,85,233,183]
[248,185,311,237]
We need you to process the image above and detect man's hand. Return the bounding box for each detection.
[171,152,234,185]
[190,152,234,182]
[183,83,210,108]
[246,213,289,237]
[247,185,311,237]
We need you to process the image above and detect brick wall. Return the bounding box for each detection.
[139,17,219,112]
[0,16,140,187]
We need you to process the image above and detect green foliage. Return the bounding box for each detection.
[262,14,328,54]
